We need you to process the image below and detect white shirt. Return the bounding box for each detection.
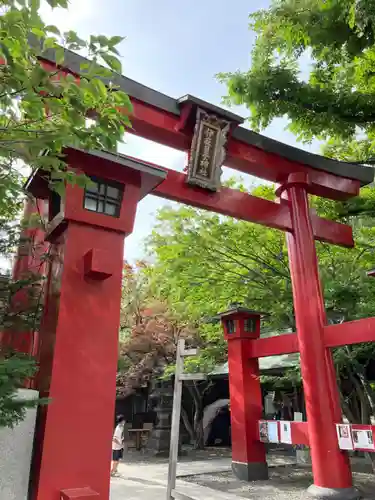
[112,423,124,450]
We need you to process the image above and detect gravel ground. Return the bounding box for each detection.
[182,466,375,500]
[124,445,291,464]
[123,446,233,464]
[122,447,375,499]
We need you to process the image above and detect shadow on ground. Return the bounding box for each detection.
[182,465,375,500]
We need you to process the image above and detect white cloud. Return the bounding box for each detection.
[40,0,96,33]
[119,134,186,172]
[118,135,265,263]
[118,135,185,263]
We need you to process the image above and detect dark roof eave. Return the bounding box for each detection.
[234,127,373,187]
[24,147,168,199]
[39,46,374,186]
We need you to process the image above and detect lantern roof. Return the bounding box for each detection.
[25,147,167,200]
[215,307,269,319]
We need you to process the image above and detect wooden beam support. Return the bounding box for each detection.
[325,317,375,348]
[153,169,354,247]
[249,317,375,359]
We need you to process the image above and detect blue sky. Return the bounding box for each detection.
[41,0,316,262]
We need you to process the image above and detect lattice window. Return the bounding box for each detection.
[226,319,235,334]
[84,178,123,217]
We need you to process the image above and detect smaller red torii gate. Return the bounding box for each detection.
[5,47,375,500]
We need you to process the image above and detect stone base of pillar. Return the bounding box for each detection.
[232,461,269,481]
[307,485,361,499]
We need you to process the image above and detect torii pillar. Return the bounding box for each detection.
[25,149,166,500]
[277,173,357,499]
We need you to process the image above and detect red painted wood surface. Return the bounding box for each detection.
[325,317,375,348]
[248,316,375,359]
[226,140,360,201]
[60,487,100,499]
[283,173,352,489]
[125,97,360,199]
[29,157,144,499]
[250,333,299,358]
[3,55,372,496]
[228,339,267,467]
[12,198,49,282]
[310,213,354,248]
[4,56,356,246]
[225,311,267,468]
[153,168,354,247]
[292,421,310,447]
[34,58,361,201]
[154,169,292,232]
[30,223,125,500]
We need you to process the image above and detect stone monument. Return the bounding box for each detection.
[146,379,174,456]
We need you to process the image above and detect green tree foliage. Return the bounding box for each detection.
[117,262,194,394]
[117,262,209,448]
[147,184,375,327]
[216,0,375,443]
[145,183,375,430]
[0,0,131,427]
[0,354,39,427]
[1,0,131,200]
[218,0,375,153]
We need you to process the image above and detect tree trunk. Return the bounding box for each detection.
[193,407,204,449]
[338,383,356,424]
[354,374,375,473]
[181,406,195,444]
[358,372,375,416]
[186,383,205,449]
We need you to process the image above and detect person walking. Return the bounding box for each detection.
[111,415,125,477]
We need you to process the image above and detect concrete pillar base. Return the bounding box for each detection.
[307,485,362,499]
[232,461,269,481]
[0,389,38,500]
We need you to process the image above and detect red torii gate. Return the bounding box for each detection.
[8,48,375,500]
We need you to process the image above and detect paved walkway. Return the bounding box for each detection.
[109,455,298,500]
[110,458,234,500]
[110,454,375,500]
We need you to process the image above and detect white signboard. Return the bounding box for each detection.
[259,421,269,442]
[280,421,292,445]
[352,429,375,451]
[268,421,279,443]
[259,421,279,443]
[336,424,353,451]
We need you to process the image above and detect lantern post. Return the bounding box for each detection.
[217,307,268,481]
[25,148,167,500]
